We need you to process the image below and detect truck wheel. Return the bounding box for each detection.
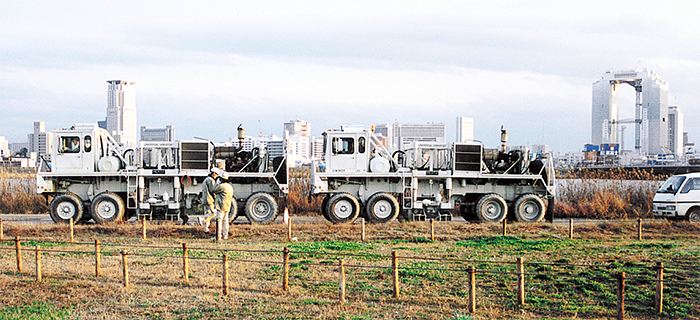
[475,194,507,223]
[325,193,360,224]
[513,194,545,223]
[365,193,400,223]
[228,196,239,224]
[245,193,278,224]
[688,208,700,222]
[49,194,84,223]
[321,195,331,220]
[91,192,125,223]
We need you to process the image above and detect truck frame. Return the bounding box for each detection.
[311,126,556,224]
[37,124,288,224]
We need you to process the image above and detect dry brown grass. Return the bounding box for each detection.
[0,171,47,214]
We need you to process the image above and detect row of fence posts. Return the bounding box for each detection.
[0,216,649,244]
[6,235,670,318]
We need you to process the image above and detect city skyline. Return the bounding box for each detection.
[1,2,699,152]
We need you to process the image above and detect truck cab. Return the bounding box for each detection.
[653,172,700,222]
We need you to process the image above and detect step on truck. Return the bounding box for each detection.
[311,126,556,224]
[37,124,288,224]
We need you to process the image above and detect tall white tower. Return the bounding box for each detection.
[668,106,684,157]
[591,69,669,155]
[106,80,137,147]
[456,117,474,142]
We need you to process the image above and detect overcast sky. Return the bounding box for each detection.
[2,1,699,152]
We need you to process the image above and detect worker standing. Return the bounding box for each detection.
[198,168,220,232]
[213,174,234,240]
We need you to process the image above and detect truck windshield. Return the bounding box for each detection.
[657,176,686,194]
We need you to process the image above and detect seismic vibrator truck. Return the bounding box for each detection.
[311,126,556,224]
[36,124,288,224]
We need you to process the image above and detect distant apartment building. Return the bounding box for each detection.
[27,121,52,157]
[531,144,550,155]
[284,119,311,137]
[234,135,285,159]
[106,80,137,147]
[0,136,9,157]
[283,119,313,165]
[140,125,175,142]
[9,142,30,154]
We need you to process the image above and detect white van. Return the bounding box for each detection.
[653,172,700,222]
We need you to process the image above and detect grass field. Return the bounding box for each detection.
[1,220,699,319]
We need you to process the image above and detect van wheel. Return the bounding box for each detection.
[91,192,125,223]
[688,208,700,222]
[49,194,84,223]
[325,193,360,224]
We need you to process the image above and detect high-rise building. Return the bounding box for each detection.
[456,117,474,143]
[106,80,137,147]
[140,125,175,142]
[592,69,669,155]
[373,124,393,151]
[668,106,684,156]
[27,121,52,157]
[283,119,311,137]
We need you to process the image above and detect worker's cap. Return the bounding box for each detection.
[221,171,229,179]
[210,167,222,175]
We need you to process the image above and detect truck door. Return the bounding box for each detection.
[54,135,83,172]
[328,136,356,172]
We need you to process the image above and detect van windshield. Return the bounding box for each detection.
[657,176,686,194]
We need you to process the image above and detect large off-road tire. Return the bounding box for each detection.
[49,194,84,223]
[228,196,239,223]
[91,192,125,223]
[365,193,400,223]
[513,194,545,223]
[475,193,507,223]
[245,193,278,224]
[325,193,360,224]
[687,208,700,222]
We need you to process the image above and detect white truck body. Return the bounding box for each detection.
[311,127,556,224]
[37,124,288,224]
[653,172,700,222]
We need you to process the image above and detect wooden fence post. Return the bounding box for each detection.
[35,245,42,282]
[121,250,129,287]
[637,218,642,241]
[617,272,625,320]
[569,219,574,239]
[502,219,507,236]
[517,257,525,306]
[69,218,74,243]
[15,236,22,273]
[182,243,189,283]
[361,218,366,242]
[0,218,4,241]
[142,218,147,240]
[283,247,290,291]
[430,219,435,241]
[339,259,346,303]
[468,266,476,313]
[655,261,664,314]
[94,239,101,277]
[222,254,229,296]
[392,251,400,299]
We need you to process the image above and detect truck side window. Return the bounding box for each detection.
[84,135,92,152]
[358,137,366,154]
[59,136,81,154]
[332,137,354,155]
